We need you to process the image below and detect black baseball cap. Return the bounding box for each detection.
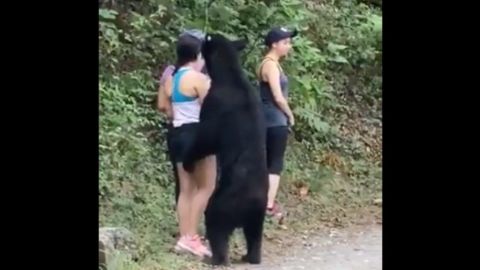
[265,27,298,46]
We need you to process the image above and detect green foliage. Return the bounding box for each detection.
[99,0,382,267]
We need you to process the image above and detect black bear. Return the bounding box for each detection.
[183,33,269,266]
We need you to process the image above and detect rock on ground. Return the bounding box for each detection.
[99,227,138,268]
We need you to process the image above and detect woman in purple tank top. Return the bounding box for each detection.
[257,27,298,218]
[156,30,215,258]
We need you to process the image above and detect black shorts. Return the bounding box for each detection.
[266,126,289,175]
[169,123,199,164]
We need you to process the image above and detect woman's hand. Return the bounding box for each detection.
[288,114,295,127]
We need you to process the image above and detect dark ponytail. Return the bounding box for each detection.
[173,59,191,75]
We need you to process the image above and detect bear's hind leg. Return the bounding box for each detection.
[207,224,233,266]
[241,211,265,264]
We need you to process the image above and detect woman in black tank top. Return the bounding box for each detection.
[258,27,298,217]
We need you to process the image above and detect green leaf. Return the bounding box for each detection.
[330,55,349,64]
[369,14,382,33]
[327,42,348,52]
[99,9,118,20]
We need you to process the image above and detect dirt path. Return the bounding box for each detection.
[229,224,382,270]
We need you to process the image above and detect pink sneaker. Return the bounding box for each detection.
[190,234,212,257]
[174,235,211,258]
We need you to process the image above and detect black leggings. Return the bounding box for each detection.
[266,126,289,175]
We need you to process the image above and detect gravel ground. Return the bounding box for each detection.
[228,224,382,270]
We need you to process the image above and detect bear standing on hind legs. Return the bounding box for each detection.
[183,33,269,266]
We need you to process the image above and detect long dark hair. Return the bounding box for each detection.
[173,35,203,75]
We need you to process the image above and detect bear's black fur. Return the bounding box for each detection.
[183,33,268,266]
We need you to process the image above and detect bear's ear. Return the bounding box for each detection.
[231,38,248,51]
[202,34,212,52]
[205,34,212,42]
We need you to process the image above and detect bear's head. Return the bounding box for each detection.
[201,33,248,79]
